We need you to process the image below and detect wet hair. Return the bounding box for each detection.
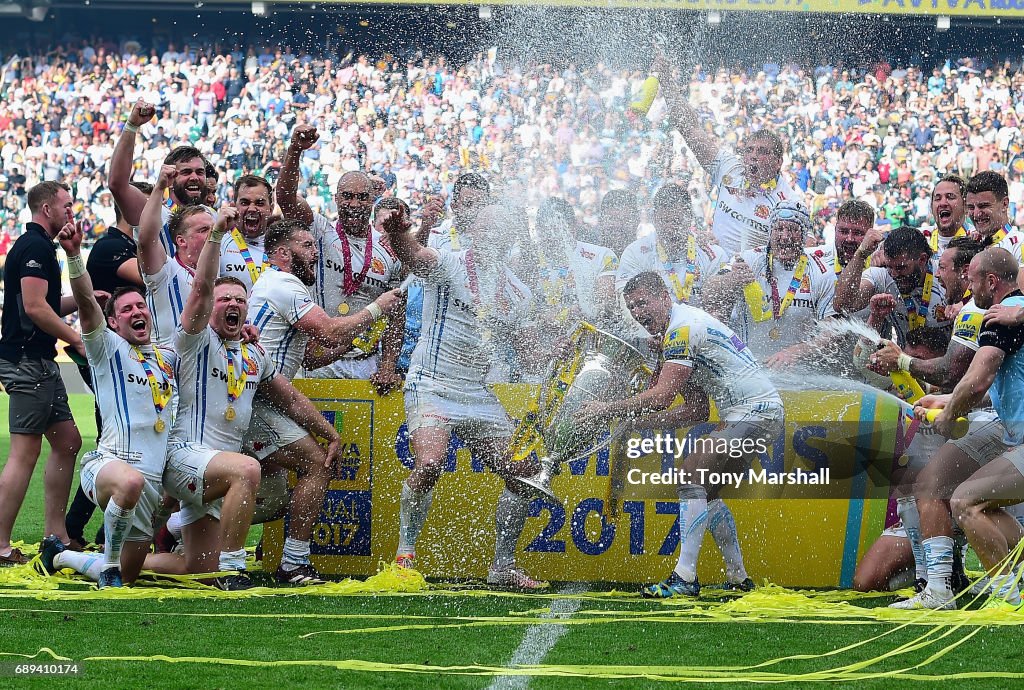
[835,199,874,227]
[904,326,950,358]
[264,218,309,254]
[935,173,967,199]
[103,286,147,321]
[115,181,154,223]
[234,174,273,201]
[168,205,214,243]
[537,197,576,228]
[624,271,669,296]
[975,247,1019,284]
[163,145,205,169]
[883,226,930,260]
[27,181,70,214]
[747,129,784,158]
[966,170,1008,201]
[452,172,489,204]
[652,184,691,211]
[946,237,986,272]
[214,275,247,291]
[601,189,638,213]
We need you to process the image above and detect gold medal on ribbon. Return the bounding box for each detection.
[224,343,249,420]
[338,302,350,315]
[769,327,781,340]
[133,346,172,433]
[154,417,166,433]
[225,405,236,421]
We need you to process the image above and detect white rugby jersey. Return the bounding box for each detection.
[159,202,175,258]
[706,150,797,254]
[537,240,618,322]
[863,262,949,347]
[248,267,317,379]
[950,298,985,351]
[220,231,268,293]
[729,247,838,362]
[427,218,471,252]
[143,256,194,347]
[616,231,727,309]
[84,327,177,481]
[408,248,532,389]
[662,303,782,417]
[170,326,276,451]
[986,226,1024,265]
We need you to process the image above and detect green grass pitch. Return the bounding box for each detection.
[1,394,1022,688]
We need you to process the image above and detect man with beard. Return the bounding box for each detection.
[0,183,84,566]
[897,248,1024,609]
[220,175,274,293]
[277,124,404,395]
[166,207,342,590]
[965,172,1024,286]
[617,184,727,312]
[712,201,837,365]
[109,101,208,259]
[835,226,949,347]
[41,218,184,587]
[380,203,549,590]
[924,175,968,256]
[138,166,213,346]
[577,271,784,598]
[652,55,796,254]
[245,219,401,584]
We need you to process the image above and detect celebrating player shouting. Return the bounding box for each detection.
[166,206,341,590]
[41,214,184,587]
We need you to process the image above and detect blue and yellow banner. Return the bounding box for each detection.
[262,381,910,588]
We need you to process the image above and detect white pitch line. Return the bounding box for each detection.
[487,584,587,690]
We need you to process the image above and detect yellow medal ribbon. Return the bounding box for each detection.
[132,346,172,429]
[745,254,808,323]
[225,343,249,414]
[537,249,574,324]
[904,269,935,332]
[987,224,1011,246]
[230,228,266,285]
[655,235,698,304]
[448,224,460,251]
[930,226,966,255]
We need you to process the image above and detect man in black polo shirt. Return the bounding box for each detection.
[0,181,84,566]
[63,181,152,549]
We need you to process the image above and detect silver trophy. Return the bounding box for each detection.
[509,324,653,503]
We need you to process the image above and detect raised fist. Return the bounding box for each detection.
[128,99,156,128]
[156,164,178,190]
[290,124,319,151]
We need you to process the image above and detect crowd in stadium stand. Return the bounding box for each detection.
[2,39,1024,273]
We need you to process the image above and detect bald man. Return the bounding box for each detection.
[895,248,1024,610]
[277,124,405,393]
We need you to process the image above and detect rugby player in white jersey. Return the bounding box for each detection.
[923,175,969,260]
[617,184,726,312]
[166,207,342,590]
[532,197,619,332]
[246,218,401,584]
[138,165,212,347]
[109,100,207,258]
[835,226,949,348]
[578,271,784,598]
[380,202,549,590]
[219,175,274,293]
[651,53,795,254]
[709,201,837,366]
[420,172,490,252]
[38,216,183,587]
[278,124,405,394]
[867,238,988,594]
[965,172,1024,291]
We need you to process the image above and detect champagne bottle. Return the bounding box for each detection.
[889,370,926,404]
[922,408,969,440]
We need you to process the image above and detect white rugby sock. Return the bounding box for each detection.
[103,500,135,570]
[896,497,927,582]
[218,548,247,572]
[398,482,433,554]
[706,499,748,583]
[923,536,955,597]
[493,489,530,571]
[167,511,184,542]
[991,571,1023,605]
[673,484,709,582]
[282,538,311,568]
[54,551,105,582]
